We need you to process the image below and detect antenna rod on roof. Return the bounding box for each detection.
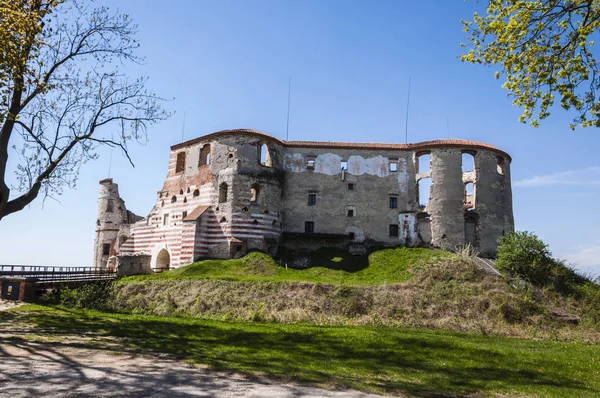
[447,118,450,139]
[181,111,186,143]
[405,77,411,144]
[286,78,291,141]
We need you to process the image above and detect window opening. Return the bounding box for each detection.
[347,209,354,217]
[250,184,259,204]
[497,156,505,175]
[183,197,187,203]
[182,211,188,219]
[187,187,190,193]
[389,197,398,209]
[308,193,316,206]
[304,221,314,233]
[417,178,431,207]
[252,219,259,225]
[171,196,177,203]
[220,217,226,223]
[102,243,110,255]
[347,183,354,191]
[389,224,399,237]
[219,182,228,203]
[417,153,430,173]
[106,199,114,213]
[199,144,211,166]
[462,152,475,173]
[307,158,315,168]
[341,161,348,171]
[260,143,272,167]
[163,214,169,226]
[349,232,355,240]
[390,160,398,172]
[176,152,186,173]
[193,189,200,197]
[464,182,475,210]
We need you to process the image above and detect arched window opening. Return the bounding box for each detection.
[462,152,475,173]
[176,152,186,173]
[171,196,177,203]
[242,206,248,212]
[219,182,228,203]
[183,197,187,203]
[263,209,269,214]
[464,182,475,210]
[417,178,432,207]
[220,217,226,223]
[199,144,211,166]
[252,219,259,225]
[193,189,200,197]
[259,143,272,167]
[417,152,430,173]
[179,189,184,195]
[187,187,190,193]
[161,201,164,207]
[250,184,260,204]
[497,156,505,175]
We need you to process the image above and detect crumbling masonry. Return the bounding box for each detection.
[93,129,514,273]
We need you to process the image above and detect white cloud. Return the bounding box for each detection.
[560,243,600,278]
[514,167,600,187]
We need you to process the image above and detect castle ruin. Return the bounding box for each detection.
[93,129,514,273]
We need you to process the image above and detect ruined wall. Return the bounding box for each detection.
[282,148,415,246]
[101,129,513,270]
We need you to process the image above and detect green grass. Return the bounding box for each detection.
[4,304,599,397]
[122,247,451,285]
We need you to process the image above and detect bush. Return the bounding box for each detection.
[42,281,114,310]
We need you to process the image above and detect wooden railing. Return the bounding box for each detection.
[0,265,116,287]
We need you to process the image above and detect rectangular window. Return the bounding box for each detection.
[347,209,354,217]
[389,197,397,209]
[176,152,186,173]
[304,221,314,233]
[102,243,110,255]
[182,211,188,219]
[389,224,399,237]
[390,160,398,172]
[106,199,114,213]
[341,161,348,170]
[347,183,354,191]
[163,213,169,226]
[308,193,316,206]
[307,158,315,168]
[349,232,355,240]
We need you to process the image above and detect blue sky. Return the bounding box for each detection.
[1,0,600,275]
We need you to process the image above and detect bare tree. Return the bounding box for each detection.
[0,0,171,220]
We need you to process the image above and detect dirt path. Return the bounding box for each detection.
[0,306,387,398]
[0,299,23,311]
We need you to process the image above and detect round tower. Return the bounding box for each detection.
[93,178,128,269]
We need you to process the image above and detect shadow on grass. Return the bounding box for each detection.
[1,307,598,397]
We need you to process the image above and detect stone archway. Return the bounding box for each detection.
[156,248,170,271]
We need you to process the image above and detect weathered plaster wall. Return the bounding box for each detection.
[282,147,415,246]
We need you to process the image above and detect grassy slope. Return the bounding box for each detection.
[5,304,599,397]
[122,248,451,285]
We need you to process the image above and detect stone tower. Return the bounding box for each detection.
[93,178,129,269]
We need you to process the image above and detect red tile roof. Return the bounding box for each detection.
[171,129,511,161]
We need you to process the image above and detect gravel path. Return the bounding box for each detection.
[0,301,388,398]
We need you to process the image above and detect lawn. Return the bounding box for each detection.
[4,304,599,397]
[122,247,452,285]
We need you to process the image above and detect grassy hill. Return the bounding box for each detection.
[51,248,591,342]
[122,247,451,285]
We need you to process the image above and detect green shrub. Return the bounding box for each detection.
[496,231,555,286]
[42,281,114,310]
